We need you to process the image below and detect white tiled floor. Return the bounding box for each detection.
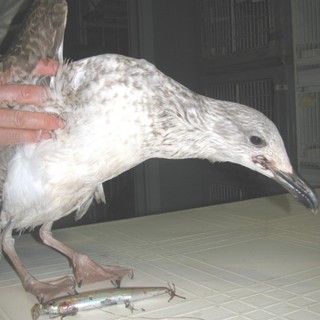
[0,190,319,320]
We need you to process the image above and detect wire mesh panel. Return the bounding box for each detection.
[292,0,320,182]
[239,79,274,120]
[209,183,241,203]
[209,183,269,203]
[297,88,320,169]
[200,0,272,58]
[201,0,233,56]
[73,0,128,58]
[205,82,237,101]
[234,0,271,51]
[291,0,320,60]
[205,79,275,121]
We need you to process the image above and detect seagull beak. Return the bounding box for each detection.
[253,155,318,214]
[272,169,318,215]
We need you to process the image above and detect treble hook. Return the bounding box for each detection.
[166,283,186,302]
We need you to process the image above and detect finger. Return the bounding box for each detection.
[0,84,49,106]
[32,59,59,77]
[0,109,64,130]
[0,128,52,145]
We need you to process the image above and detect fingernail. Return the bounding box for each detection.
[39,130,52,140]
[56,117,65,128]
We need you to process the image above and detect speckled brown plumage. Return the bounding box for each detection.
[1,0,67,82]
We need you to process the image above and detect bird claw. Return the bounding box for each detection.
[111,269,134,287]
[111,278,121,288]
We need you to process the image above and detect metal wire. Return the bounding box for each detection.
[200,0,271,58]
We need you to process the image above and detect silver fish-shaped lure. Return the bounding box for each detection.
[31,284,184,319]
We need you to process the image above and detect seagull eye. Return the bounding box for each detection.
[250,135,265,147]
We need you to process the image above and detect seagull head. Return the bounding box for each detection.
[201,100,319,215]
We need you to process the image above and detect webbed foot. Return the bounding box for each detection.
[23,275,76,303]
[72,253,133,287]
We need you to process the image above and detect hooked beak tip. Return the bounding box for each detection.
[273,170,318,215]
[252,155,318,214]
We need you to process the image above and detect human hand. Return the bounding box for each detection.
[0,59,64,145]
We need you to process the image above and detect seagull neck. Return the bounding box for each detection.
[147,94,222,161]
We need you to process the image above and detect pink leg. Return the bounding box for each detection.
[39,222,133,288]
[1,221,76,303]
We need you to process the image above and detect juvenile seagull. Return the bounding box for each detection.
[1,53,318,303]
[0,0,318,306]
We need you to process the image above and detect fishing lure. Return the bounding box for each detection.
[31,284,184,319]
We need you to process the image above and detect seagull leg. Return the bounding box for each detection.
[39,222,133,288]
[1,221,76,303]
